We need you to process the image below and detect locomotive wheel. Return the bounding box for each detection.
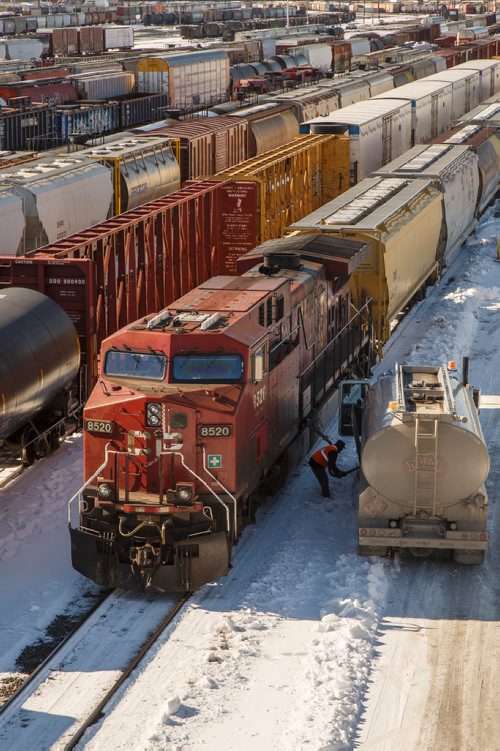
[21,428,38,466]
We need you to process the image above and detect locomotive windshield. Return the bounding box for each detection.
[104,350,167,380]
[172,354,243,383]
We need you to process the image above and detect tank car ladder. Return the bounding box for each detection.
[413,416,439,515]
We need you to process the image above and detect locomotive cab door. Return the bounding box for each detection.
[338,380,369,439]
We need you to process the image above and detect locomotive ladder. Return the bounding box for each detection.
[413,416,439,515]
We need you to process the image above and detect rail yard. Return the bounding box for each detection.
[0,2,499,748]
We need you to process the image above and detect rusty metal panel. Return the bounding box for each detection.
[131,117,248,182]
[20,180,259,383]
[0,257,96,380]
[214,135,350,244]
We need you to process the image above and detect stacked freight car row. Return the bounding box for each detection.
[0,86,497,477]
[1,59,498,256]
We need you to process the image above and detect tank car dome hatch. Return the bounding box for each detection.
[236,234,371,279]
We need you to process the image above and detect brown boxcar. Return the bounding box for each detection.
[131,117,248,182]
[79,27,105,55]
[51,28,79,57]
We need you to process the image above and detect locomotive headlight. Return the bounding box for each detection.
[146,403,162,427]
[98,483,114,499]
[449,521,458,531]
[175,484,194,504]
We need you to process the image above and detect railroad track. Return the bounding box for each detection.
[0,590,190,750]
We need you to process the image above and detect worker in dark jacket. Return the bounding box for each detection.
[308,440,353,499]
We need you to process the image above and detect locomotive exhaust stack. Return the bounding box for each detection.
[340,361,490,564]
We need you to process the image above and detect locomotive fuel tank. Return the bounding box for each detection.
[0,287,80,442]
[341,363,489,564]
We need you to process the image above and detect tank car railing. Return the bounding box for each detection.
[299,299,372,417]
[160,450,233,537]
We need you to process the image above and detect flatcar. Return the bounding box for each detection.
[69,235,374,591]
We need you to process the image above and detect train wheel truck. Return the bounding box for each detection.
[339,360,489,564]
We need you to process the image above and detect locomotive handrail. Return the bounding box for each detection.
[300,298,372,377]
[67,442,116,527]
[202,446,238,541]
[161,450,231,534]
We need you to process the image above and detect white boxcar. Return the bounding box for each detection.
[138,50,230,110]
[104,26,134,51]
[374,143,480,265]
[300,98,412,183]
[424,68,481,121]
[374,79,453,144]
[70,72,135,100]
[0,189,25,256]
[2,158,113,252]
[292,44,332,72]
[453,60,500,99]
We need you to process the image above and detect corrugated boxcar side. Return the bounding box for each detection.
[133,117,248,182]
[0,257,97,383]
[119,93,168,129]
[54,102,120,142]
[14,179,258,387]
[52,28,79,56]
[79,26,105,54]
[0,105,55,150]
[213,134,350,244]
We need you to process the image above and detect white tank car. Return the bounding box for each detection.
[341,363,489,564]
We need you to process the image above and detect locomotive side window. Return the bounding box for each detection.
[276,295,284,320]
[172,354,243,383]
[266,297,273,326]
[104,350,167,380]
[258,304,265,326]
[252,343,268,383]
[171,412,188,429]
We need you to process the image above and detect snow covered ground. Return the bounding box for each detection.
[0,204,498,750]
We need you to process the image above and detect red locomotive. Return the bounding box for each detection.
[69,235,373,591]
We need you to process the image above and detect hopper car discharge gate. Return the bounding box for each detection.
[339,358,490,564]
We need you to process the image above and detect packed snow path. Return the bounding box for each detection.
[0,207,497,750]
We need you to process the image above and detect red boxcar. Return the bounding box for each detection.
[0,81,77,106]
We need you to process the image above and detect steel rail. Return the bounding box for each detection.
[0,589,113,715]
[64,593,191,750]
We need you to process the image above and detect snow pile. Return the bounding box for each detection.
[0,434,83,562]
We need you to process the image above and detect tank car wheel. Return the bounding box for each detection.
[49,425,63,452]
[21,428,38,466]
